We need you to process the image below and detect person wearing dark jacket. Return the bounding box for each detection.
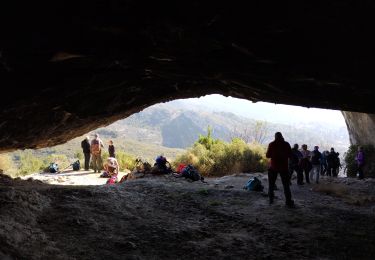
[108,140,115,158]
[289,144,304,185]
[266,132,294,207]
[326,148,338,177]
[81,136,91,171]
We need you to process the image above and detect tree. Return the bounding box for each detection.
[253,120,269,145]
[228,120,269,145]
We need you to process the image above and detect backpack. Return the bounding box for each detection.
[311,151,321,165]
[243,177,264,191]
[48,163,59,173]
[91,139,101,155]
[177,163,187,173]
[181,165,203,182]
[72,160,80,171]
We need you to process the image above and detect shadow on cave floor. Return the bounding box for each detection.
[1,173,375,260]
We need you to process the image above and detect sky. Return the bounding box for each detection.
[170,94,347,128]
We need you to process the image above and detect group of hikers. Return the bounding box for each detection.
[80,132,367,207]
[289,144,341,186]
[80,133,198,183]
[266,131,365,208]
[81,133,117,174]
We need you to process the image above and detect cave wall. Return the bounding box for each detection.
[1,0,375,151]
[342,112,375,146]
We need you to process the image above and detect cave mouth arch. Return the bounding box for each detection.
[5,94,350,184]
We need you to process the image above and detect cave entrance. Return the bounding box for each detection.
[0,94,350,185]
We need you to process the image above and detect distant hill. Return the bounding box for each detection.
[96,102,349,155]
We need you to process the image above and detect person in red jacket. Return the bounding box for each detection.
[266,132,294,207]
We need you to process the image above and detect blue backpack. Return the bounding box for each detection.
[72,160,80,171]
[243,177,264,191]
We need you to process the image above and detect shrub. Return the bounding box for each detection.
[115,151,136,171]
[18,151,45,175]
[74,150,84,161]
[344,144,375,177]
[172,133,268,177]
[0,154,13,174]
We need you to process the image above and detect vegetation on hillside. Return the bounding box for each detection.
[173,127,268,176]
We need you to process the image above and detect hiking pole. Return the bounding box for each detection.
[57,163,73,174]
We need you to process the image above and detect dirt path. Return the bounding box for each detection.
[1,173,375,259]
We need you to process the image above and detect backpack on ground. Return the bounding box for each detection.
[91,139,101,155]
[181,165,204,182]
[72,160,80,171]
[243,177,264,191]
[48,163,59,173]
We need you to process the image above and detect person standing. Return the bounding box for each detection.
[355,146,365,179]
[310,146,322,184]
[326,148,338,177]
[81,136,91,171]
[320,150,329,176]
[108,140,116,158]
[91,133,104,173]
[289,144,304,185]
[327,147,338,177]
[300,144,312,184]
[266,132,294,207]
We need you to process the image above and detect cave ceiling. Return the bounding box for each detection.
[0,1,374,151]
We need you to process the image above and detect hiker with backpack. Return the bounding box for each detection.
[310,146,322,184]
[299,144,312,184]
[289,144,304,185]
[81,136,91,171]
[91,133,104,173]
[266,132,294,208]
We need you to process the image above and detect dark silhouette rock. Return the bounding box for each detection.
[0,1,375,151]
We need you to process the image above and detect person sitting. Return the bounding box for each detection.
[101,157,120,177]
[152,155,171,174]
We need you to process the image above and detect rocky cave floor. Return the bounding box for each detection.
[1,172,375,260]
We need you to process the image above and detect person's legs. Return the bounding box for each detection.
[268,169,278,204]
[84,153,90,170]
[327,165,332,177]
[310,165,320,183]
[92,154,98,172]
[304,167,310,183]
[280,171,293,206]
[358,165,364,179]
[296,166,304,185]
[309,166,315,183]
